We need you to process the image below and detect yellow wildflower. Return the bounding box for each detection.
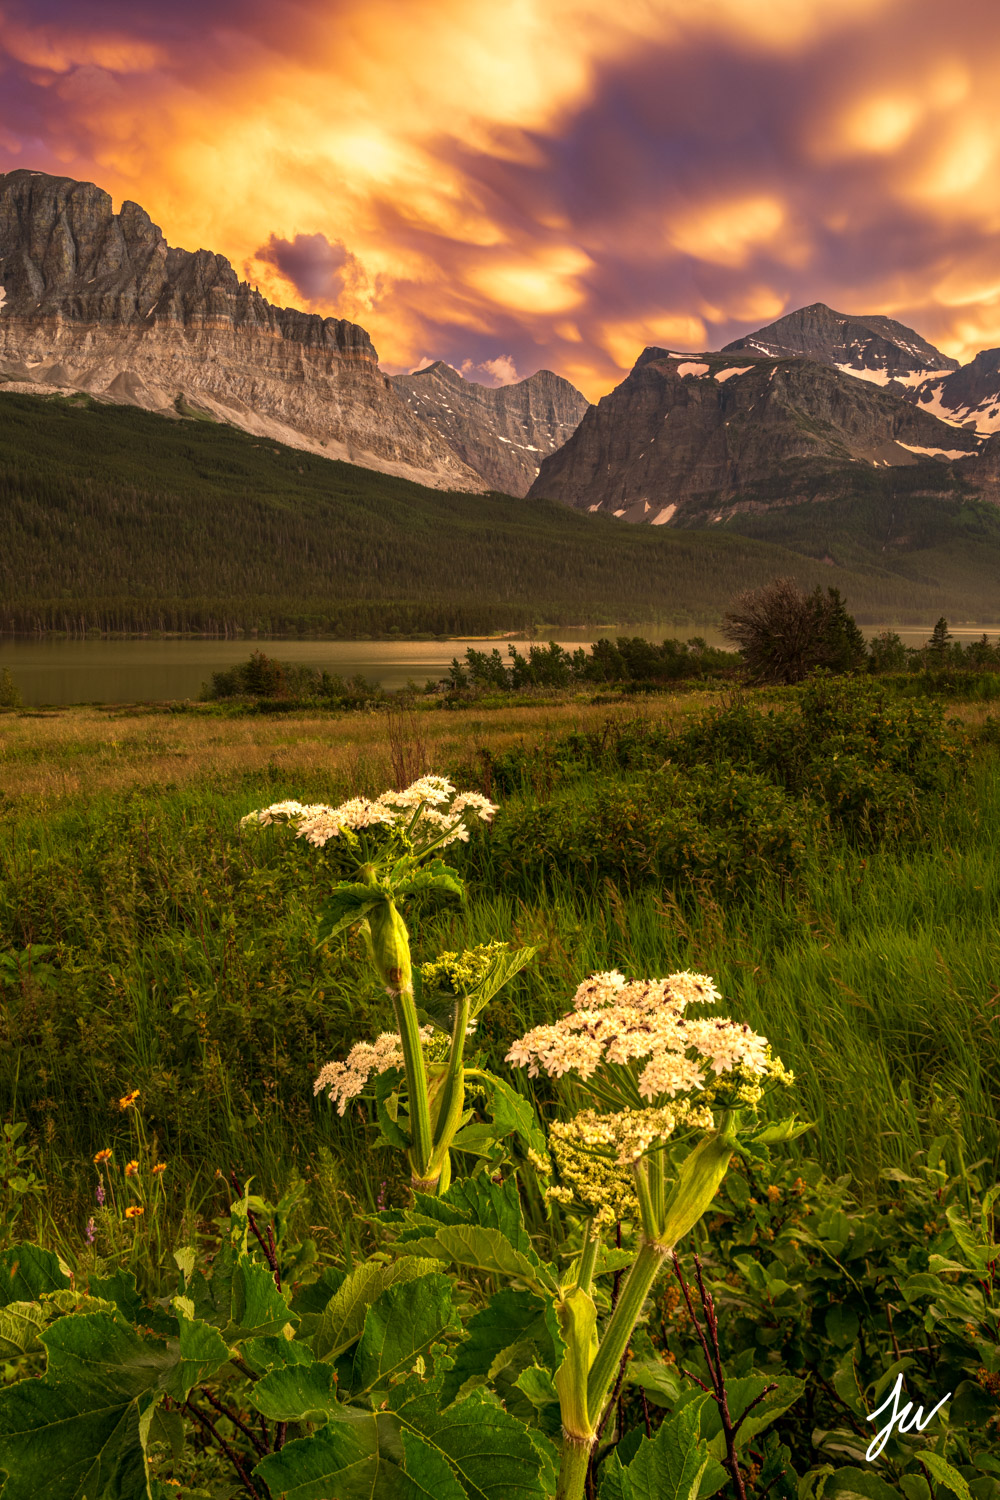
[151,1163,166,1176]
[125,1160,139,1177]
[125,1205,144,1219]
[118,1089,140,1110]
[93,1148,112,1165]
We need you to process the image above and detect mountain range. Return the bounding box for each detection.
[3,168,1000,614]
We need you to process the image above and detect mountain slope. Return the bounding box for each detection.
[6,389,998,634]
[0,169,484,491]
[528,345,981,523]
[390,361,590,495]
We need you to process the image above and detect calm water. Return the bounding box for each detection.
[2,625,998,707]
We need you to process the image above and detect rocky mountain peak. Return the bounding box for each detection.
[390,361,590,495]
[722,301,958,388]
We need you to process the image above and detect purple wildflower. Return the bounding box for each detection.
[85,1217,95,1244]
[95,1181,105,1207]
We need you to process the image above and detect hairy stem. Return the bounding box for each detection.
[576,1218,600,1297]
[556,1434,594,1500]
[586,1239,668,1421]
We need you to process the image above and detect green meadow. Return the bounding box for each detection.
[0,677,998,1496]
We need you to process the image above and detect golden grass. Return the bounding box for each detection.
[0,694,720,805]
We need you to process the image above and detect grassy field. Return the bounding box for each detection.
[1,682,997,1268]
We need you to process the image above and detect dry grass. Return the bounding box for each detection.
[0,694,719,805]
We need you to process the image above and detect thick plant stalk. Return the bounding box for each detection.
[366,897,435,1185]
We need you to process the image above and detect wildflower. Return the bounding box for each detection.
[243,777,497,852]
[125,1205,144,1219]
[506,971,788,1113]
[151,1162,166,1176]
[420,941,510,996]
[95,1181,105,1207]
[118,1089,140,1110]
[314,1026,434,1115]
[767,1184,782,1203]
[125,1159,139,1177]
[85,1217,95,1244]
[93,1148,112,1165]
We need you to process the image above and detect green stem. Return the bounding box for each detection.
[431,996,470,1154]
[585,1240,668,1420]
[555,1435,593,1500]
[576,1217,600,1296]
[391,987,434,1181]
[633,1159,658,1242]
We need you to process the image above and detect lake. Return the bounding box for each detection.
[1,625,998,707]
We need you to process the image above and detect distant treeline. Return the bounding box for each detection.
[3,391,1000,635]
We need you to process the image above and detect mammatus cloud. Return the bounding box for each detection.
[3,0,1000,399]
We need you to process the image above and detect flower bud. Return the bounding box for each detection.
[367,899,412,994]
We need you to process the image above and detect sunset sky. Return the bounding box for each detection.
[3,0,1000,400]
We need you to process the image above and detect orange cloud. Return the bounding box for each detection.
[4,0,1000,397]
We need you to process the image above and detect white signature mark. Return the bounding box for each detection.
[866,1373,952,1460]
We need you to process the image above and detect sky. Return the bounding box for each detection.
[3,0,1000,401]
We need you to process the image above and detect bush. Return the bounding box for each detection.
[0,666,22,710]
[722,578,867,683]
[482,764,814,897]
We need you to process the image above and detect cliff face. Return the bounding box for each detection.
[0,170,484,490]
[528,347,982,523]
[389,361,590,495]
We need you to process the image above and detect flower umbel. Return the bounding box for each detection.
[242,776,497,852]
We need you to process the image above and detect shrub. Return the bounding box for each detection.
[722,578,866,683]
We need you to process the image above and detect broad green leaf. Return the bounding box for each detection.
[824,1468,910,1499]
[289,1266,347,1320]
[432,1225,558,1294]
[599,1453,630,1500]
[349,1274,460,1395]
[439,1287,552,1407]
[251,1362,344,1423]
[87,1270,176,1337]
[627,1356,682,1408]
[475,1072,548,1156]
[463,946,537,1017]
[918,1453,975,1500]
[189,1247,295,1343]
[591,1246,637,1278]
[616,1402,716,1500]
[253,1409,438,1500]
[390,1375,549,1500]
[228,1255,297,1342]
[515,1364,560,1408]
[317,883,381,944]
[0,1244,70,1306]
[315,1256,443,1362]
[0,1310,224,1500]
[161,1314,232,1401]
[242,1334,315,1376]
[394,858,465,904]
[436,1174,540,1254]
[0,1302,46,1360]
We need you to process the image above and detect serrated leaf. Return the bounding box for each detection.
[439,1287,552,1407]
[627,1357,682,1408]
[253,1409,436,1500]
[684,1375,804,1459]
[251,1362,344,1423]
[823,1467,910,1499]
[749,1118,813,1146]
[315,1257,443,1362]
[390,1375,548,1500]
[474,1072,547,1156]
[316,885,380,944]
[616,1402,717,1500]
[0,1244,71,1306]
[463,946,537,1017]
[349,1274,459,1396]
[242,1334,315,1376]
[162,1314,232,1402]
[375,1068,411,1149]
[226,1254,297,1342]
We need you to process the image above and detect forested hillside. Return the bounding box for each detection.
[2,392,999,633]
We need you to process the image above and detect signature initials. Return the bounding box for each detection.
[865,1373,952,1460]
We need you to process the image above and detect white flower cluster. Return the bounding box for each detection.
[241,776,497,849]
[506,970,785,1104]
[313,1026,435,1114]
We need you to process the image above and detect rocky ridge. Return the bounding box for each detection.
[390,360,590,495]
[528,340,984,524]
[0,169,484,490]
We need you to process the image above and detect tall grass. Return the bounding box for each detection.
[1,694,997,1277]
